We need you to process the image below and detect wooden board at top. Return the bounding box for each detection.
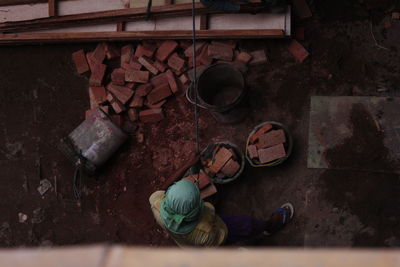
[129,0,199,8]
[0,0,72,7]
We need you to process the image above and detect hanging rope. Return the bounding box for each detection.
[191,0,200,155]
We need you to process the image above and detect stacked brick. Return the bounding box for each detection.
[247,124,287,165]
[202,145,242,180]
[72,41,269,128]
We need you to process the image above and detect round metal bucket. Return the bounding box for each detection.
[186,63,248,124]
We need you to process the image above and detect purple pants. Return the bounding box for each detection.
[220,215,267,245]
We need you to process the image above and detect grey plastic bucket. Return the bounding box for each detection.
[201,141,245,184]
[245,121,293,167]
[186,63,248,124]
[59,108,128,174]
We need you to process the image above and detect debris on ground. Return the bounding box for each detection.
[37,179,52,196]
[72,40,263,129]
[31,208,44,224]
[392,12,400,20]
[247,124,288,165]
[201,144,242,180]
[18,213,28,223]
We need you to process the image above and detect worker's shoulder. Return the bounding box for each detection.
[149,190,165,204]
[204,202,215,213]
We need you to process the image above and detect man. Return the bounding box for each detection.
[149,158,294,246]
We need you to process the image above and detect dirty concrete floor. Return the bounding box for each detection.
[0,0,400,248]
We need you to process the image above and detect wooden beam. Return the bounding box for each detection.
[0,29,285,44]
[48,0,56,17]
[0,0,71,7]
[0,2,263,33]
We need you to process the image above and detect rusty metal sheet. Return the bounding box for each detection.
[308,96,400,173]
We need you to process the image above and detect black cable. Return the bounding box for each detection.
[191,0,200,154]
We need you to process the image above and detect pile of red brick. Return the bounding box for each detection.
[183,172,217,200]
[72,40,268,128]
[202,145,242,180]
[247,123,287,165]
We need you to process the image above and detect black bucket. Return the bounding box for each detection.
[186,63,248,124]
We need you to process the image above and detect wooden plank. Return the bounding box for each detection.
[0,2,262,33]
[0,29,285,44]
[48,0,56,17]
[199,14,207,30]
[0,0,69,7]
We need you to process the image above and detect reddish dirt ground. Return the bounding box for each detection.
[0,0,400,247]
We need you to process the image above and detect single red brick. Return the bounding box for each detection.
[147,83,172,104]
[105,43,120,60]
[106,83,134,104]
[136,83,153,97]
[125,69,149,83]
[249,50,268,65]
[293,0,312,19]
[122,56,142,71]
[154,60,167,73]
[208,44,233,61]
[86,52,96,72]
[211,40,237,50]
[247,144,259,159]
[167,53,185,72]
[91,42,107,64]
[127,108,138,121]
[209,147,233,174]
[109,95,126,114]
[138,56,159,75]
[110,114,122,127]
[139,108,164,123]
[121,44,134,65]
[295,27,305,41]
[111,68,126,86]
[184,172,211,189]
[249,123,273,144]
[288,40,309,62]
[184,41,206,57]
[257,129,286,149]
[126,82,135,89]
[89,86,107,108]
[220,158,241,177]
[89,63,106,86]
[165,69,179,94]
[129,94,144,108]
[199,44,212,66]
[236,51,252,64]
[200,183,217,200]
[179,73,189,85]
[135,43,157,58]
[144,99,167,109]
[258,143,286,164]
[187,65,207,81]
[155,40,178,62]
[72,49,90,74]
[151,73,168,87]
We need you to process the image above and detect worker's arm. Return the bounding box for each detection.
[162,152,200,190]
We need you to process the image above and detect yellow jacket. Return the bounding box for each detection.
[149,190,228,247]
